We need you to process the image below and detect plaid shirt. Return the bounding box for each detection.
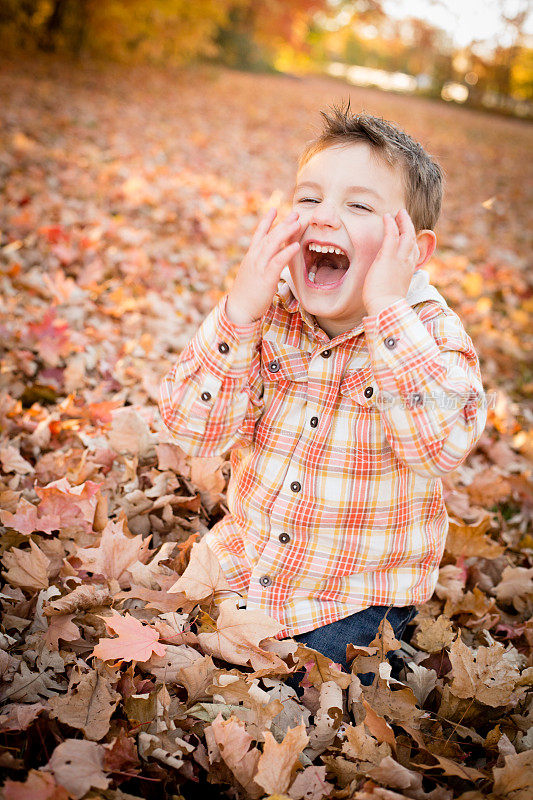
[159,269,487,638]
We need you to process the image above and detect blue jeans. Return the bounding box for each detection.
[285,604,417,693]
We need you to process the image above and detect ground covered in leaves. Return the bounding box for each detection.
[0,56,532,800]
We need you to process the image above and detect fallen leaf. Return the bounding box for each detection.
[47,668,120,740]
[46,739,109,799]
[167,536,231,599]
[92,609,166,662]
[2,539,50,592]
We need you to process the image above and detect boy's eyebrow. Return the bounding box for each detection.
[293,180,383,200]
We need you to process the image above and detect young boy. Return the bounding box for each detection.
[158,102,487,679]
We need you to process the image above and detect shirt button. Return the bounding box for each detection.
[364,386,374,398]
[290,481,301,492]
[269,360,280,373]
[321,349,332,358]
[279,533,290,544]
[259,575,272,587]
[310,416,319,428]
[201,391,212,401]
[218,342,229,354]
[411,392,424,406]
[384,336,397,349]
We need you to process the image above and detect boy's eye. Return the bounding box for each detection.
[349,203,372,211]
[297,197,318,203]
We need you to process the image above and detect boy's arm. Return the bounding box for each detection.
[363,298,487,479]
[159,207,301,456]
[158,294,264,457]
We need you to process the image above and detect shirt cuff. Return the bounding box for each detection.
[219,295,263,342]
[193,294,263,381]
[363,296,445,394]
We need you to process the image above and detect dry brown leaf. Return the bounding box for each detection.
[47,667,120,740]
[197,598,285,670]
[254,722,308,795]
[45,584,113,615]
[341,721,392,768]
[445,516,504,559]
[75,517,150,588]
[46,738,109,799]
[448,637,522,706]
[288,765,334,800]
[492,750,533,800]
[494,566,533,612]
[412,614,456,653]
[44,613,80,649]
[2,539,50,592]
[206,712,262,798]
[305,680,343,759]
[167,536,231,599]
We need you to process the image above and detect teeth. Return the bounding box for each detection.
[308,271,316,283]
[308,243,345,256]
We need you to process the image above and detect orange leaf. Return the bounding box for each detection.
[92,610,166,662]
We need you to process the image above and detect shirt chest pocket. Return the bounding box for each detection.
[260,339,310,384]
[338,364,386,451]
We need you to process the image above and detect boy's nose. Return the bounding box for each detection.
[309,201,341,228]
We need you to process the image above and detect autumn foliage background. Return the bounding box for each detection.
[0,4,533,799]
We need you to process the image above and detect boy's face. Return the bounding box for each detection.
[288,142,408,337]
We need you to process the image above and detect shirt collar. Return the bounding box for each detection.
[276,266,449,338]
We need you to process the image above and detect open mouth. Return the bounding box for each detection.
[303,242,351,289]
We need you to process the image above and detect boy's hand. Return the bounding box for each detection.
[226,208,301,326]
[362,208,420,317]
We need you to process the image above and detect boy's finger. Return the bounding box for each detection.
[267,242,300,277]
[380,213,399,250]
[250,207,278,246]
[396,208,416,238]
[264,218,301,258]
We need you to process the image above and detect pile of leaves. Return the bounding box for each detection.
[0,56,532,800]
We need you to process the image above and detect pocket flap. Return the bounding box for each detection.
[340,365,377,408]
[260,339,309,382]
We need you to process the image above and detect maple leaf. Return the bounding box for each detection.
[288,765,334,800]
[35,478,102,536]
[2,539,50,592]
[0,497,42,536]
[412,613,456,653]
[197,598,285,670]
[47,668,120,740]
[492,750,533,800]
[448,636,522,706]
[206,712,262,798]
[25,308,74,367]
[254,722,308,794]
[168,536,232,599]
[445,516,504,559]
[92,609,166,662]
[44,613,81,649]
[75,517,150,588]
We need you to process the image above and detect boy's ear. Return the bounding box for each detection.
[415,229,437,269]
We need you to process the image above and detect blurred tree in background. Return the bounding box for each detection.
[0,0,327,66]
[0,0,531,112]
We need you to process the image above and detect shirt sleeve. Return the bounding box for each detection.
[362,297,488,478]
[158,294,264,456]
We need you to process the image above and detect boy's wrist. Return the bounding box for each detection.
[224,295,261,329]
[364,294,405,317]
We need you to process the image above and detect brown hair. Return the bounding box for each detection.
[297,99,444,231]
